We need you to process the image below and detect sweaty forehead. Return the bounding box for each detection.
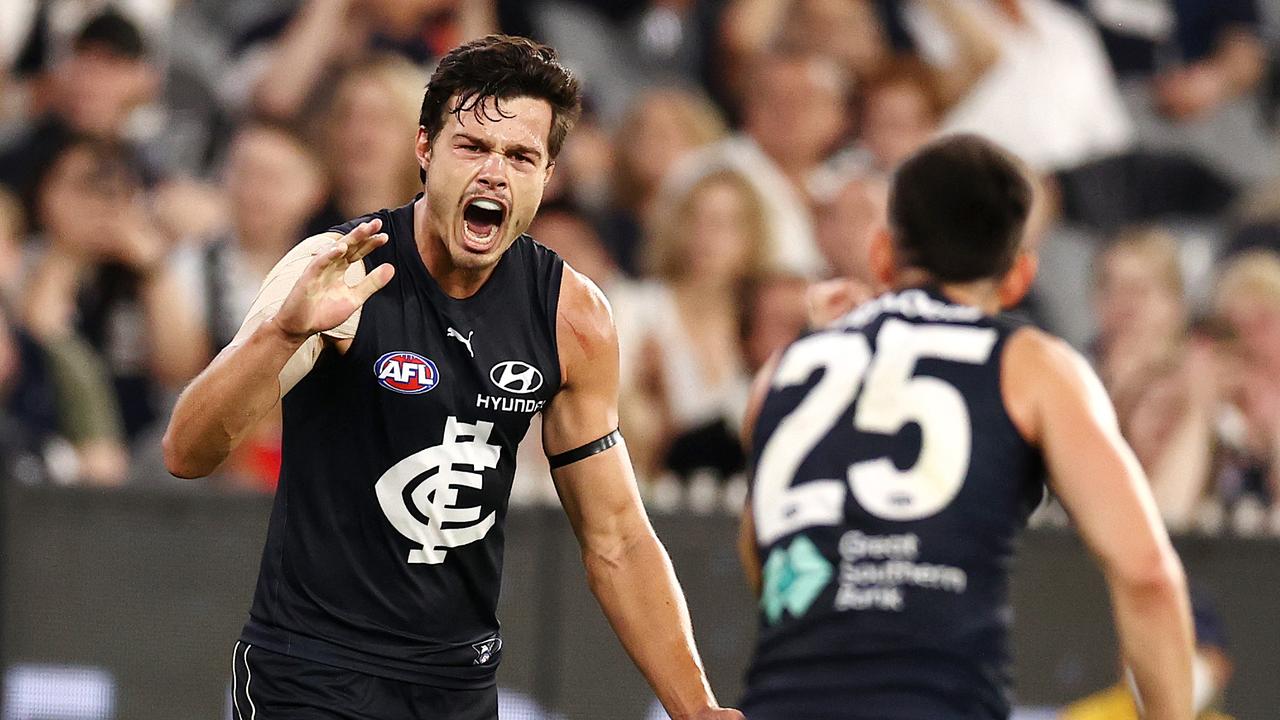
[443,95,554,151]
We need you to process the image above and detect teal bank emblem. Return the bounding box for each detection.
[762,534,833,625]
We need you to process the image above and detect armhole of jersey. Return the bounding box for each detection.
[993,321,1040,451]
[544,253,566,395]
[993,320,1051,514]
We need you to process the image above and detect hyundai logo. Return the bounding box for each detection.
[490,361,544,395]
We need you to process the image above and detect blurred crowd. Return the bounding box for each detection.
[1,0,1280,539]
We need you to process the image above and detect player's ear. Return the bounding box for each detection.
[869,228,896,286]
[416,127,432,176]
[543,160,555,187]
[997,250,1038,309]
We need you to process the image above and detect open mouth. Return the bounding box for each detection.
[462,198,507,251]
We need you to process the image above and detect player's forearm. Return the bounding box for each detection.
[584,525,717,720]
[162,318,303,478]
[1107,557,1195,720]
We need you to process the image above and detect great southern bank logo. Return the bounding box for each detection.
[374,351,439,394]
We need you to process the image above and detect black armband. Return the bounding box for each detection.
[548,428,622,469]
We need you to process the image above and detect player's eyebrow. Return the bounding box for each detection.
[457,132,544,162]
[454,132,492,149]
[506,143,543,162]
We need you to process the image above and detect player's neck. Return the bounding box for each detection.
[891,269,1002,315]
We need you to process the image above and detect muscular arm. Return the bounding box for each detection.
[544,268,737,720]
[162,223,390,478]
[1004,329,1194,720]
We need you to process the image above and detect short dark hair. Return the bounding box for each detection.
[888,134,1032,283]
[419,35,581,171]
[74,9,147,60]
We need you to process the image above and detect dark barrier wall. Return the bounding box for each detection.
[3,484,1277,719]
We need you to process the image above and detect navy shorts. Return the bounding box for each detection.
[230,642,498,720]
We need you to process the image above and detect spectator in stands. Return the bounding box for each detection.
[605,87,727,273]
[688,51,850,275]
[172,123,327,355]
[1224,179,1280,259]
[720,0,997,113]
[813,176,887,285]
[1068,0,1271,186]
[1092,228,1218,526]
[1208,251,1280,512]
[0,188,127,486]
[21,137,205,444]
[631,168,769,481]
[1067,0,1264,122]
[852,58,945,176]
[0,9,160,210]
[239,0,496,122]
[905,0,1132,172]
[542,105,615,217]
[527,0,721,123]
[720,0,891,100]
[1093,228,1189,393]
[304,56,422,236]
[740,274,810,374]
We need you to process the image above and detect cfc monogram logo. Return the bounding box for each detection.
[375,417,502,564]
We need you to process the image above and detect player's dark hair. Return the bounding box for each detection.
[418,35,581,180]
[888,134,1033,283]
[74,8,147,60]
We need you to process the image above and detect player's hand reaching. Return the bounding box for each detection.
[272,219,395,340]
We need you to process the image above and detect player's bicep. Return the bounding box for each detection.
[1014,332,1174,585]
[542,266,621,454]
[547,380,646,554]
[544,266,647,547]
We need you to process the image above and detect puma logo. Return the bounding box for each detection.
[447,327,474,357]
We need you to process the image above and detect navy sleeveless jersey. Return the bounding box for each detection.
[743,288,1046,719]
[240,199,564,688]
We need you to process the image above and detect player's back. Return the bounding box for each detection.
[742,287,1046,720]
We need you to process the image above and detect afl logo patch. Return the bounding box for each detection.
[374,351,440,394]
[490,361,543,394]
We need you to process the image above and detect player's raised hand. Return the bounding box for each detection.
[272,219,395,339]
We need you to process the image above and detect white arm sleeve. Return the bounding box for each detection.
[230,232,368,397]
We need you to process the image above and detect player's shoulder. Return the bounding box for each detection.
[1002,325,1107,443]
[261,232,346,278]
[1003,324,1090,382]
[556,263,615,347]
[553,264,618,385]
